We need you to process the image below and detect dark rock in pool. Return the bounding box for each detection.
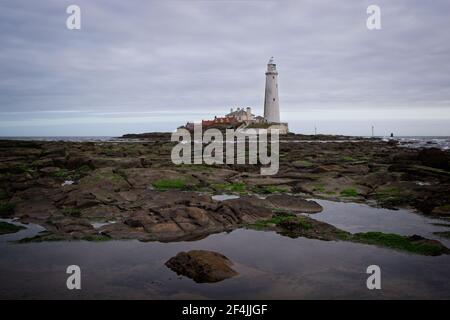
[265,195,323,213]
[165,250,238,283]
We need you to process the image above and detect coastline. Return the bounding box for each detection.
[1,132,450,298]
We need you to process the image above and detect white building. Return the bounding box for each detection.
[226,107,254,122]
[264,57,280,123]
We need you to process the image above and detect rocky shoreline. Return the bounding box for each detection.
[0,134,449,254]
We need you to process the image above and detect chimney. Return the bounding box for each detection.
[246,107,251,114]
[230,108,233,113]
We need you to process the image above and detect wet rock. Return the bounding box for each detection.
[265,195,323,213]
[11,192,58,220]
[264,214,350,241]
[33,158,54,168]
[387,139,397,146]
[0,221,25,235]
[66,155,91,170]
[165,250,238,283]
[77,168,130,192]
[35,177,60,188]
[47,217,95,235]
[430,205,450,216]
[1,136,449,242]
[391,151,419,164]
[41,146,66,157]
[353,232,450,256]
[39,166,61,175]
[81,205,121,220]
[99,222,149,240]
[90,157,143,169]
[418,148,450,170]
[220,198,273,222]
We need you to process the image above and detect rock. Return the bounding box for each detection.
[121,168,198,189]
[391,151,418,164]
[418,148,449,170]
[81,205,121,220]
[39,166,61,175]
[220,198,273,222]
[165,250,238,283]
[0,221,25,235]
[47,217,95,234]
[77,168,130,192]
[430,205,450,216]
[35,177,59,188]
[1,136,449,242]
[90,157,143,169]
[265,195,323,213]
[66,155,91,170]
[274,214,350,241]
[387,139,397,146]
[41,146,66,157]
[99,222,149,240]
[33,158,54,168]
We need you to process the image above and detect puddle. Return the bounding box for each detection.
[0,218,45,242]
[91,221,117,229]
[212,194,240,201]
[308,199,450,246]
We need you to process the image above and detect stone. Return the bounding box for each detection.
[165,250,238,283]
[418,148,449,169]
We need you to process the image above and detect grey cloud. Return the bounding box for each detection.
[0,0,449,135]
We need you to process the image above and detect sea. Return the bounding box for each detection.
[1,136,449,150]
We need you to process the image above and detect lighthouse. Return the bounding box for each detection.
[263,57,280,123]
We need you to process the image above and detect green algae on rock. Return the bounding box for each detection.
[249,214,450,256]
[0,221,25,235]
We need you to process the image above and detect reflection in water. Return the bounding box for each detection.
[91,221,116,229]
[212,194,240,201]
[0,202,449,299]
[309,200,450,246]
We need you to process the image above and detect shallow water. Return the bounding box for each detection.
[309,200,450,247]
[1,201,449,300]
[211,194,240,201]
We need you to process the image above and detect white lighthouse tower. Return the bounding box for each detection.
[263,57,280,123]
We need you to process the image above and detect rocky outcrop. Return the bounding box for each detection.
[418,148,449,170]
[99,192,273,241]
[165,250,238,283]
[1,136,450,243]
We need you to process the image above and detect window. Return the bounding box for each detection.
[273,98,275,101]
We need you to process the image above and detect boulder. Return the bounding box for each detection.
[165,250,238,283]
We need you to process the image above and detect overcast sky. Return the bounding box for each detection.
[1,0,449,136]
